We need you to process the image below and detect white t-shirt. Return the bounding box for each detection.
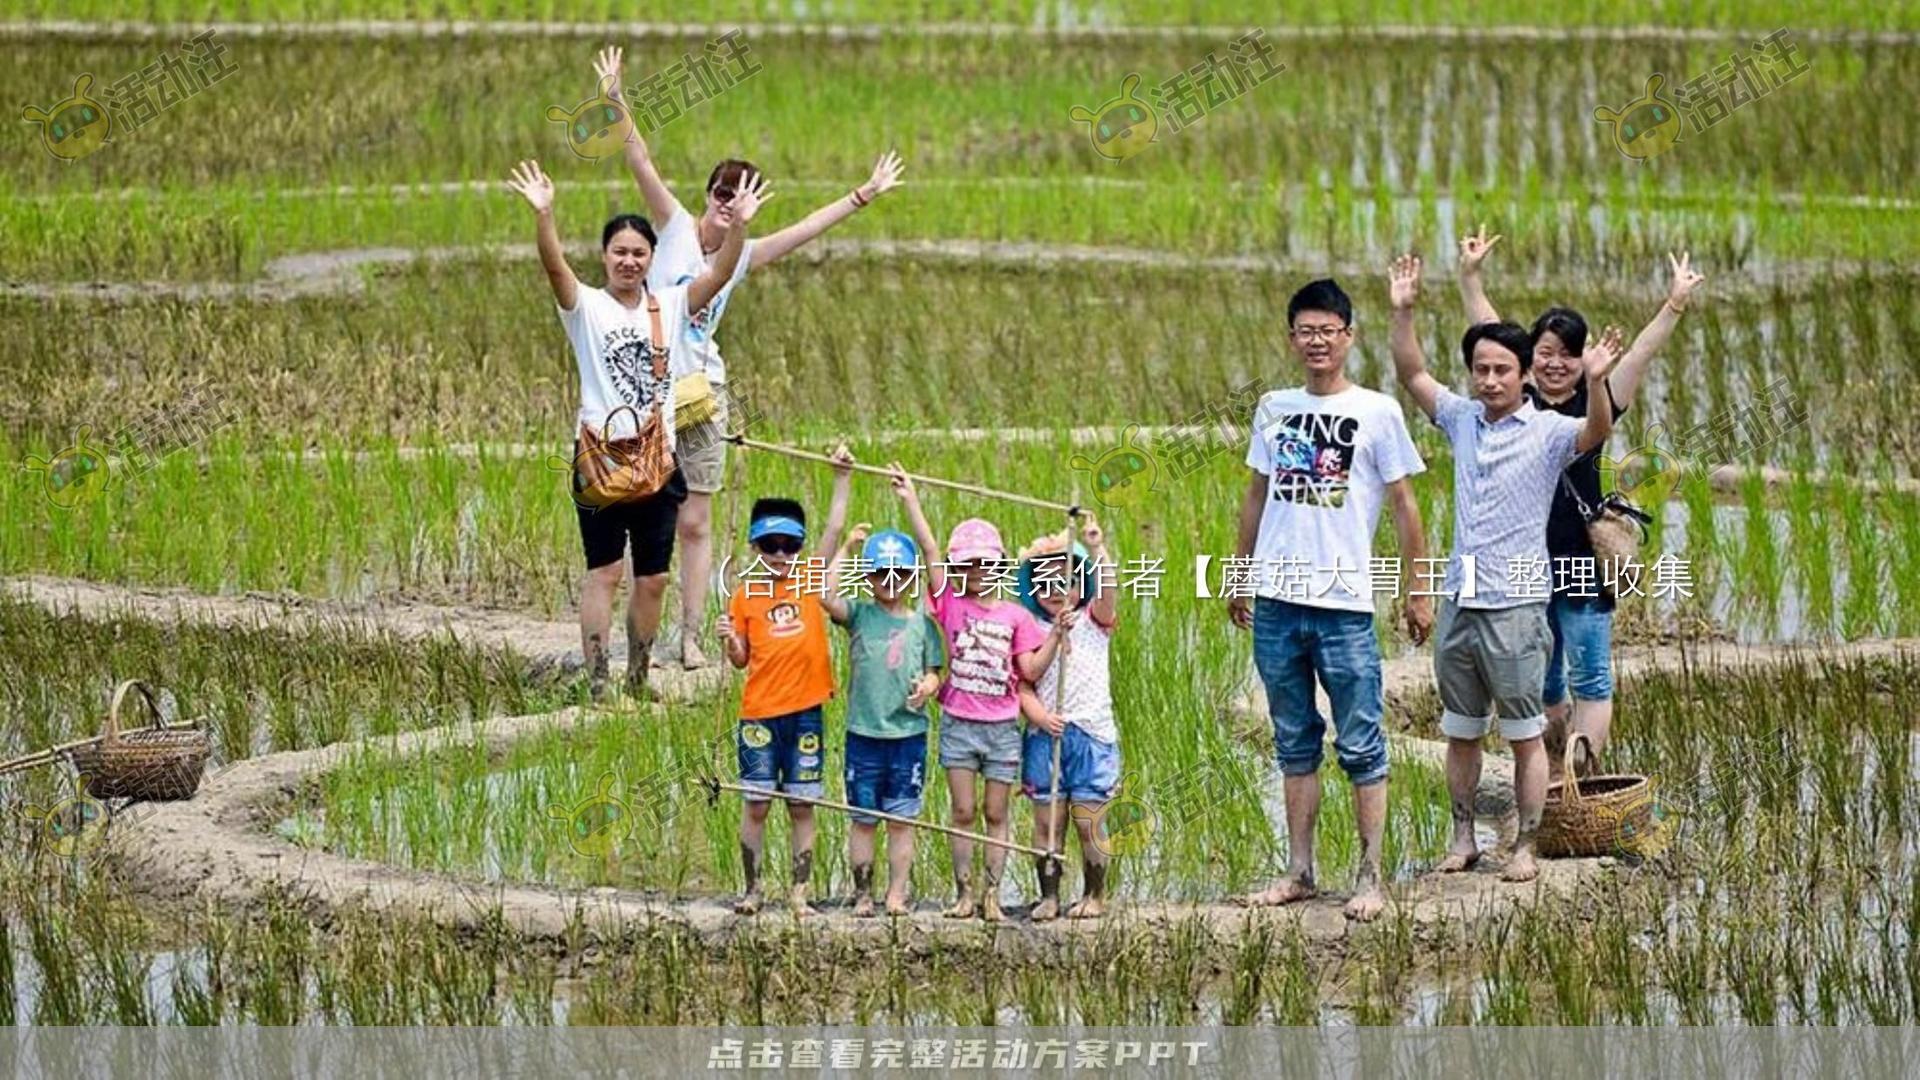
[1244,384,1425,613]
[557,284,692,441]
[1033,615,1117,744]
[646,203,754,385]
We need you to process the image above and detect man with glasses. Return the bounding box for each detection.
[1230,279,1432,922]
[594,46,906,670]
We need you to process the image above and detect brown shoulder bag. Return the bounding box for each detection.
[573,294,676,509]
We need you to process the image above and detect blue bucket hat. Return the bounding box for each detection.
[747,515,807,543]
[862,529,919,571]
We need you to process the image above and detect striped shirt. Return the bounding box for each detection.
[1432,387,1586,609]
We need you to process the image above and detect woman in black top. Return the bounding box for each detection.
[1456,228,1704,775]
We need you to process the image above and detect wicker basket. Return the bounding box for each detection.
[68,680,211,801]
[1538,733,1657,858]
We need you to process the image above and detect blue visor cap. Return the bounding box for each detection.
[863,529,920,571]
[748,516,807,543]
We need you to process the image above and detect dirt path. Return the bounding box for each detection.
[106,701,1609,955]
[3,240,1896,305]
[0,573,721,699]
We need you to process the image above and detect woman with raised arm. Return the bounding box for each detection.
[505,157,773,701]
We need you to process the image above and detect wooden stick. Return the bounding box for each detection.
[1044,490,1077,865]
[0,721,200,778]
[728,434,1080,516]
[700,777,1055,859]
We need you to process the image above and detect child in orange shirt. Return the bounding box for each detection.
[717,448,852,916]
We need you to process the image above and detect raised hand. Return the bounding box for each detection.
[863,150,906,200]
[828,441,855,474]
[725,170,775,226]
[1667,250,1705,311]
[593,45,625,99]
[1584,325,1626,382]
[1389,253,1423,310]
[844,522,871,552]
[887,461,918,504]
[505,159,556,214]
[1458,222,1502,274]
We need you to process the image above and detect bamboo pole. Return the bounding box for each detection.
[727,434,1078,514]
[698,776,1055,860]
[1043,490,1081,867]
[0,721,200,778]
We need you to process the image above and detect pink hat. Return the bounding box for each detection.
[947,518,1006,563]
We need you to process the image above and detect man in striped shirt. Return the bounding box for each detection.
[1386,253,1620,883]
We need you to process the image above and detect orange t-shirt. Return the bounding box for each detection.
[729,575,835,720]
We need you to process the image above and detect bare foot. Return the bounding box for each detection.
[733,892,762,916]
[1501,848,1539,883]
[680,637,708,671]
[1029,897,1060,923]
[852,893,876,918]
[789,896,817,919]
[1235,876,1316,907]
[1066,897,1105,920]
[942,892,976,919]
[981,895,1006,923]
[884,894,912,917]
[1435,850,1481,873]
[1343,887,1387,922]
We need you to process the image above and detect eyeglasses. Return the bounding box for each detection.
[1290,325,1350,344]
[754,536,803,556]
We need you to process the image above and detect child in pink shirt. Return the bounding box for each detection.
[891,464,1063,923]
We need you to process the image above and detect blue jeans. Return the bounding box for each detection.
[844,731,927,824]
[1020,725,1122,804]
[737,707,826,802]
[1252,598,1388,786]
[1544,595,1615,705]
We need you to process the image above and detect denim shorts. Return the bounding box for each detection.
[1544,595,1616,705]
[1251,598,1388,786]
[737,706,825,802]
[844,731,928,824]
[1020,724,1122,805]
[937,718,1022,784]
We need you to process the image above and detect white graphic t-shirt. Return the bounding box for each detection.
[1244,384,1425,612]
[1033,615,1117,744]
[558,284,693,440]
[647,204,754,385]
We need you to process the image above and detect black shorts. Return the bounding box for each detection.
[573,454,687,575]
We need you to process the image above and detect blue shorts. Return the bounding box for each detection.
[1252,597,1388,786]
[843,731,928,824]
[1544,595,1615,705]
[1021,724,1121,805]
[737,706,826,802]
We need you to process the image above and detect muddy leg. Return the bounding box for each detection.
[1437,738,1483,872]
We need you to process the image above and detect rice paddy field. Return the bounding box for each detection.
[4,2,1919,1047]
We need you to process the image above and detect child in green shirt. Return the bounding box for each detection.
[823,524,947,916]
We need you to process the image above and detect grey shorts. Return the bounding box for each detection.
[676,403,729,495]
[1434,598,1552,742]
[938,718,1022,784]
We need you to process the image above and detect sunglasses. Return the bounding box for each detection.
[710,186,737,203]
[754,536,803,556]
